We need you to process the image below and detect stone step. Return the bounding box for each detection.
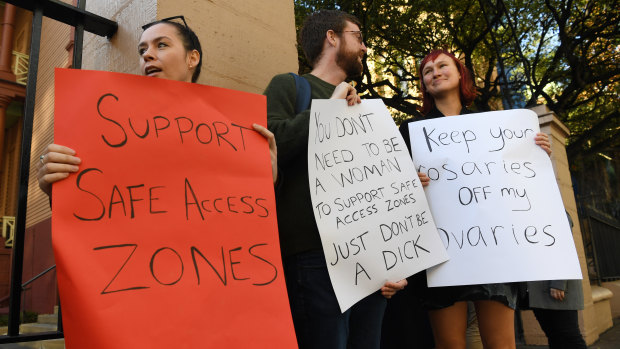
[4,340,65,349]
[36,313,58,325]
[17,323,65,349]
[0,324,65,349]
[20,322,57,334]
[0,307,64,348]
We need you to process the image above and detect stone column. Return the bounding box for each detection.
[0,95,10,168]
[520,104,602,345]
[0,3,16,81]
[81,0,298,94]
[0,3,18,169]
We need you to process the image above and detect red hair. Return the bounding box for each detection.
[419,49,477,115]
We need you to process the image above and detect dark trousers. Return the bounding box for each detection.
[284,250,387,349]
[380,273,434,348]
[533,308,587,349]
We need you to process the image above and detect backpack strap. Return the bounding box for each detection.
[289,72,312,114]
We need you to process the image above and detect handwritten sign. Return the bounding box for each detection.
[53,69,297,349]
[308,99,449,311]
[408,109,582,287]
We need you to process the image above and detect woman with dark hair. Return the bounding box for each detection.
[38,16,277,194]
[398,49,551,349]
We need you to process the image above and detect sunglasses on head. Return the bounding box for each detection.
[142,15,189,30]
[141,15,198,51]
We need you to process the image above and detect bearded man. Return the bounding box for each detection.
[264,9,405,349]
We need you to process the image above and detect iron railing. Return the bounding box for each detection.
[582,207,620,285]
[0,0,116,344]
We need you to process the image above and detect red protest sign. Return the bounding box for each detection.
[52,69,297,348]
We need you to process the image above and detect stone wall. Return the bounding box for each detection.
[520,105,613,345]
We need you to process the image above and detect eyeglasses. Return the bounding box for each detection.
[339,30,364,44]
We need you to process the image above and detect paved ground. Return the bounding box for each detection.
[587,317,620,349]
[1,318,618,348]
[517,317,620,349]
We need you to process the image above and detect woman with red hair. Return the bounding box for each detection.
[398,49,551,349]
[399,49,478,156]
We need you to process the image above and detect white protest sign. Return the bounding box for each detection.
[408,109,582,287]
[309,99,449,311]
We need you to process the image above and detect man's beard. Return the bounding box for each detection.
[336,45,363,78]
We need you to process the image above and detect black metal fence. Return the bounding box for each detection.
[580,206,620,285]
[0,0,116,344]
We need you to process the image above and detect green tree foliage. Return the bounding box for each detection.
[294,0,619,159]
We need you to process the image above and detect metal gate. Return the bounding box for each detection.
[0,0,116,344]
[581,206,620,285]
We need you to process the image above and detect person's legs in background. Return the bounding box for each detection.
[466,301,483,349]
[533,308,586,349]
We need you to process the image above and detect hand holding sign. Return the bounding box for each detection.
[53,69,296,349]
[408,109,581,287]
[308,99,449,312]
